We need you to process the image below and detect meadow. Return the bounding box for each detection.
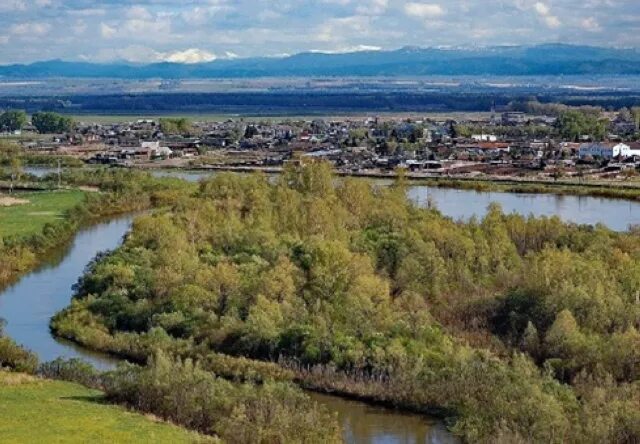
[0,371,215,443]
[0,190,86,238]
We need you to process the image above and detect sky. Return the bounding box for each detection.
[0,0,639,64]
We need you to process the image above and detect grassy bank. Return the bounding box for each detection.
[0,372,214,443]
[0,169,195,289]
[0,190,86,238]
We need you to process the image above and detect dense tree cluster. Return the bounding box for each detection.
[0,169,193,289]
[556,109,609,141]
[31,112,73,134]
[50,162,640,442]
[159,117,193,135]
[0,110,27,133]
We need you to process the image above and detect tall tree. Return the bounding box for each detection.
[31,112,73,134]
[0,110,27,132]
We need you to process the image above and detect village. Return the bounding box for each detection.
[6,107,640,181]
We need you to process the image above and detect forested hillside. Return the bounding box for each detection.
[53,163,640,442]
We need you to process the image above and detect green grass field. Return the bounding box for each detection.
[0,372,215,443]
[0,190,86,238]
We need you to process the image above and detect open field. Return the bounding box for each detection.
[0,372,214,444]
[0,190,86,238]
[68,111,492,124]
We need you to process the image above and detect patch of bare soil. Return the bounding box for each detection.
[76,186,100,192]
[0,195,29,207]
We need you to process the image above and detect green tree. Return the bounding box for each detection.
[159,118,192,135]
[0,110,27,132]
[522,321,541,359]
[9,155,22,194]
[31,112,73,134]
[556,110,608,141]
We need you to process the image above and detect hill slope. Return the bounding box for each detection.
[0,372,215,443]
[1,44,640,78]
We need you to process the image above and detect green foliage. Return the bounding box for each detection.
[0,191,86,239]
[50,163,640,442]
[556,109,608,141]
[159,117,192,135]
[0,320,38,373]
[0,110,27,132]
[39,358,102,388]
[31,112,74,134]
[0,371,215,443]
[103,352,340,443]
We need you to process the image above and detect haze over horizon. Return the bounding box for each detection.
[1,0,639,65]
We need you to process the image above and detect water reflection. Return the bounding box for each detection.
[0,212,458,442]
[310,393,459,444]
[0,216,134,370]
[148,169,640,231]
[406,187,640,231]
[25,166,640,231]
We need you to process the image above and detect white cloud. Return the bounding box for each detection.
[0,0,26,12]
[356,0,389,16]
[533,2,550,16]
[100,23,116,38]
[533,2,561,29]
[581,17,601,32]
[316,16,374,42]
[544,15,561,28]
[404,3,445,19]
[10,22,51,36]
[72,20,87,36]
[126,6,153,21]
[0,0,638,64]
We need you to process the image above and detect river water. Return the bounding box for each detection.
[26,167,640,231]
[11,167,640,442]
[149,169,640,231]
[0,214,458,444]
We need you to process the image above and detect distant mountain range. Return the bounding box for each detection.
[2,44,640,78]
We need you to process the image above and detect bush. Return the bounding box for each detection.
[38,358,102,389]
[0,321,38,374]
[103,352,340,443]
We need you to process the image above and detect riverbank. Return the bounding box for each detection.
[135,163,640,203]
[0,208,456,443]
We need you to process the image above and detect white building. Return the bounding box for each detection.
[471,134,498,142]
[578,142,640,160]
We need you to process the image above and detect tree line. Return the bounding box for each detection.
[0,110,73,133]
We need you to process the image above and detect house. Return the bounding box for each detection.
[141,141,173,159]
[472,134,498,142]
[502,112,527,125]
[578,142,640,160]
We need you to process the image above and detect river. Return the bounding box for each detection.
[11,167,640,442]
[25,167,640,231]
[0,214,458,444]
[150,169,640,231]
